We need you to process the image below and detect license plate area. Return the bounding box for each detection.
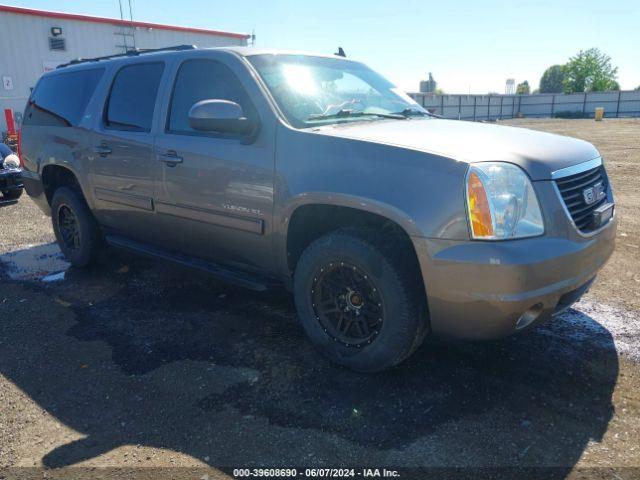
[592,202,614,229]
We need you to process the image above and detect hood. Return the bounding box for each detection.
[313,118,600,180]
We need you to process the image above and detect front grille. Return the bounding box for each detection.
[555,165,608,232]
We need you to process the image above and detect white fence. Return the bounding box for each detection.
[409,90,640,121]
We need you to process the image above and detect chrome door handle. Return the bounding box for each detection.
[157,151,183,166]
[93,144,112,157]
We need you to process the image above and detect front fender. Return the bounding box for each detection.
[274,192,425,277]
[274,124,471,261]
[281,191,424,236]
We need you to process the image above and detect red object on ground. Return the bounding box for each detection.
[4,109,16,135]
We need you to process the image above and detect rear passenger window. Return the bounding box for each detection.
[24,68,104,127]
[105,63,164,132]
[167,59,256,135]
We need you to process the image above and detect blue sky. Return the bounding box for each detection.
[8,0,640,93]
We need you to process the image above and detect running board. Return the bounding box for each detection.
[105,234,270,291]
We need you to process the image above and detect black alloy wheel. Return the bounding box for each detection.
[312,261,384,347]
[51,186,103,267]
[293,228,428,372]
[57,204,81,252]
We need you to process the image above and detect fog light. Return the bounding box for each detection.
[515,303,544,330]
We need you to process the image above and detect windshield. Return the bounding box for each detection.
[247,54,428,128]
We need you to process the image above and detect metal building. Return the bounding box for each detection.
[0,5,250,133]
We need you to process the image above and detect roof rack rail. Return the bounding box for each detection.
[57,44,197,69]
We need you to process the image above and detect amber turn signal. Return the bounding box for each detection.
[467,171,494,238]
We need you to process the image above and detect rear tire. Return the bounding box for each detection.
[2,188,23,200]
[293,228,428,372]
[51,187,103,267]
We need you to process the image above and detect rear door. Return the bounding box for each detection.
[153,54,276,272]
[89,61,165,242]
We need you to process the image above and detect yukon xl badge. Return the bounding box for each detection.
[583,181,606,205]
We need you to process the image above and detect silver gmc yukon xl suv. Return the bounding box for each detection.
[21,46,616,372]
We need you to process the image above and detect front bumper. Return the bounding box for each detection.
[0,168,23,192]
[412,216,617,340]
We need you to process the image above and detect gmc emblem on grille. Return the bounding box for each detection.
[583,181,606,205]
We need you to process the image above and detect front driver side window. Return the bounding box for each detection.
[167,59,257,135]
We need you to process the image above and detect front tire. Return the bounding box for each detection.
[2,188,23,200]
[293,228,427,372]
[51,187,103,267]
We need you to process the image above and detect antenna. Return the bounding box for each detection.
[118,0,128,52]
[128,0,136,50]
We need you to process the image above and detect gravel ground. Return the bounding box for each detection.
[1,118,639,479]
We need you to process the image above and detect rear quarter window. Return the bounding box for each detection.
[24,68,104,127]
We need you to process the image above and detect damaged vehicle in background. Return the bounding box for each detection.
[0,142,23,201]
[19,46,616,372]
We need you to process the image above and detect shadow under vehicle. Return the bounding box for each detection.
[0,249,619,477]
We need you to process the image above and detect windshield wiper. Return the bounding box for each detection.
[307,109,406,121]
[392,108,430,117]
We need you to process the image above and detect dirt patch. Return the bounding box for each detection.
[0,263,634,470]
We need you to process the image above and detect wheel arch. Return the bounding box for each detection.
[281,193,424,279]
[41,164,88,207]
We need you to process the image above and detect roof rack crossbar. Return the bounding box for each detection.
[57,44,197,69]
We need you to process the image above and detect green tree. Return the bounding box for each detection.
[539,65,565,93]
[563,48,618,93]
[516,80,530,94]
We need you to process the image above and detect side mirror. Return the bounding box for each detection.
[188,99,255,135]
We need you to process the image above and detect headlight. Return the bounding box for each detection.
[466,162,544,240]
[2,153,20,170]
